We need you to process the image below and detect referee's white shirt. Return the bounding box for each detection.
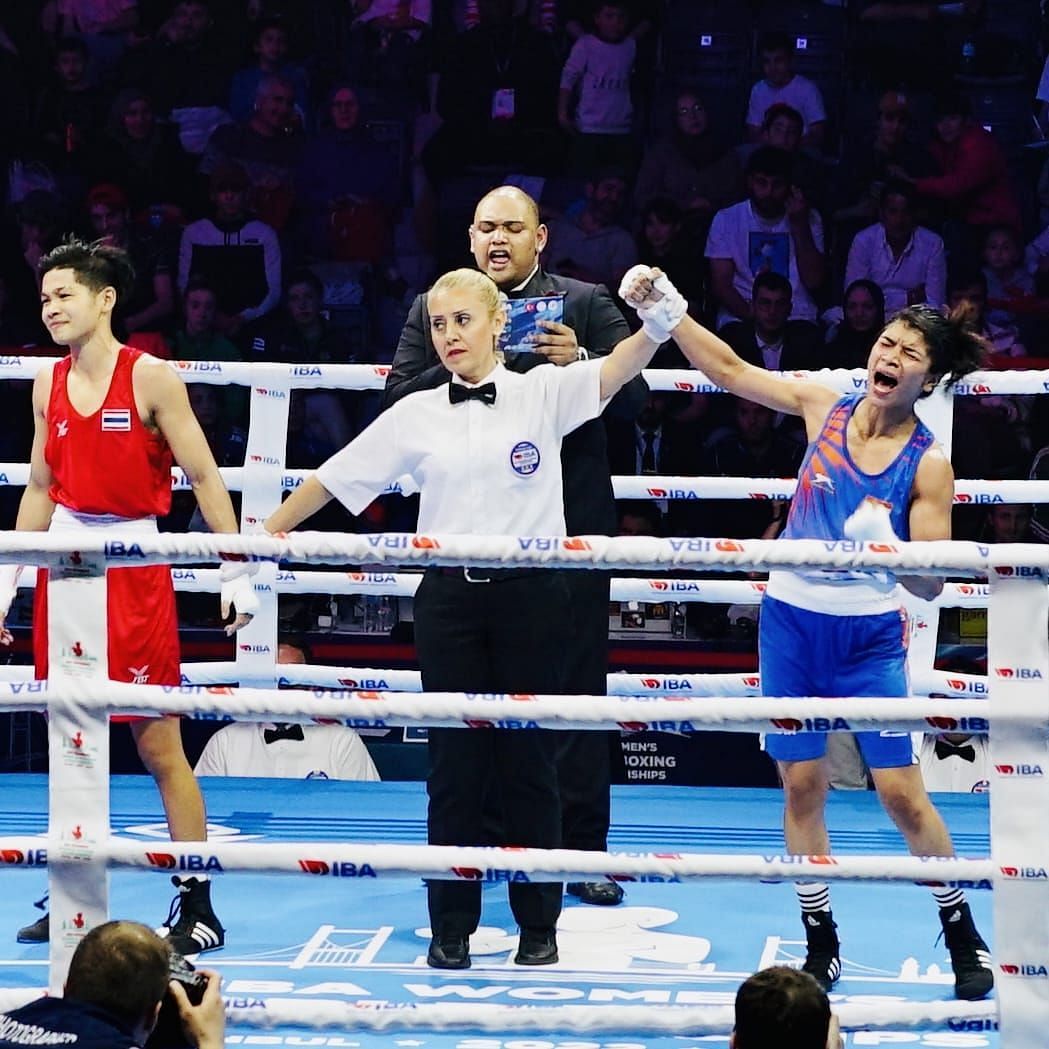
[316,359,608,534]
[195,724,380,780]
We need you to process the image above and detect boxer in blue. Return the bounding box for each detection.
[621,265,993,1001]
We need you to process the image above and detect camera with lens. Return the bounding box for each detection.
[145,950,208,1049]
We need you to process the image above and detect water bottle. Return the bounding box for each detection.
[960,38,977,74]
[671,603,686,639]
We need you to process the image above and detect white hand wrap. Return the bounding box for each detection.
[0,565,23,621]
[843,499,899,543]
[618,266,688,344]
[219,560,260,620]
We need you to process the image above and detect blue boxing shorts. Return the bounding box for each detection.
[760,593,913,767]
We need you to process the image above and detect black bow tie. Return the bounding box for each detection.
[264,723,305,744]
[934,738,977,763]
[449,382,497,406]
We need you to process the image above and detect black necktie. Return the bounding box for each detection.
[641,430,657,474]
[934,738,977,763]
[264,723,305,744]
[449,382,497,406]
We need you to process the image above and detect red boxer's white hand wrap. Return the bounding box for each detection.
[219,560,259,620]
[0,565,24,621]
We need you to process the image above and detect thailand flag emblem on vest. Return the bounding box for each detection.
[101,408,131,431]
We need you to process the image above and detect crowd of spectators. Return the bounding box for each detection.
[1,0,1048,571]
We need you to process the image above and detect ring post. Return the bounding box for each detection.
[46,553,111,991]
[988,552,1049,1048]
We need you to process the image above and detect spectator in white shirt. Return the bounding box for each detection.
[844,181,946,317]
[705,146,825,331]
[746,32,826,149]
[195,639,380,781]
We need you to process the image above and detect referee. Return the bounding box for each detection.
[264,267,680,970]
[386,185,648,907]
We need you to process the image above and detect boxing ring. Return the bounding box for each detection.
[0,357,1047,1047]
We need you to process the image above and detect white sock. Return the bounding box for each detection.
[796,882,831,914]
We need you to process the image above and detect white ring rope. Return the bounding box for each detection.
[0,679,998,735]
[0,530,1046,575]
[0,988,998,1036]
[3,568,995,608]
[2,464,1046,504]
[0,836,996,885]
[2,357,1048,394]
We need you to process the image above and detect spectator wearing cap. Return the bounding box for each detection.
[85,182,176,343]
[892,92,1021,265]
[705,146,825,332]
[832,90,935,238]
[844,180,946,317]
[199,73,304,231]
[746,32,826,149]
[178,161,282,339]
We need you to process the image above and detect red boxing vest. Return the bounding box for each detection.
[46,345,173,518]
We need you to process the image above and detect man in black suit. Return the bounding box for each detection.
[384,184,647,908]
[722,272,825,372]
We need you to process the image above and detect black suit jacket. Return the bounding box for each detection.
[383,269,646,535]
[724,321,824,372]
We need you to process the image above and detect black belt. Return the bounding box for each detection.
[430,566,540,584]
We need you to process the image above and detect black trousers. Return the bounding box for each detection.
[555,570,616,852]
[414,568,568,937]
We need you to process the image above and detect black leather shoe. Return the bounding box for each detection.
[567,881,625,906]
[427,934,470,969]
[515,926,558,966]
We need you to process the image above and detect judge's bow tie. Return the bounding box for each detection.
[934,738,976,762]
[449,382,497,406]
[264,723,305,744]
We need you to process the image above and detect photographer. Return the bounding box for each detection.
[0,921,224,1049]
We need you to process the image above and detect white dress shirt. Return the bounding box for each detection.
[918,734,989,794]
[316,359,608,536]
[195,724,380,780]
[845,223,947,316]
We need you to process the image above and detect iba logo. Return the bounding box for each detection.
[146,852,224,872]
[297,859,376,877]
[1000,963,1049,977]
[771,718,803,732]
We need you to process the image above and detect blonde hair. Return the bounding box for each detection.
[429,268,504,317]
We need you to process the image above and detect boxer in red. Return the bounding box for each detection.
[0,239,256,953]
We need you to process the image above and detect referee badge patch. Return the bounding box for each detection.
[100,408,132,431]
[510,441,541,476]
